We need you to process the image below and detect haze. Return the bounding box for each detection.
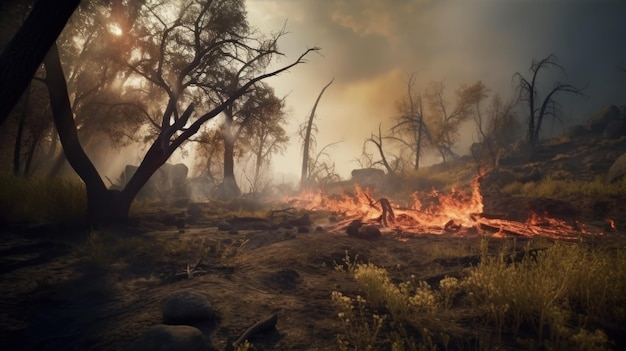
[246,0,626,179]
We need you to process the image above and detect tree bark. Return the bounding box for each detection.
[0,0,80,126]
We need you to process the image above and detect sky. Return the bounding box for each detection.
[241,0,626,181]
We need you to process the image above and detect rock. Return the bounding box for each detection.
[127,324,206,351]
[603,119,626,139]
[587,105,620,134]
[314,226,324,233]
[356,225,382,240]
[217,222,232,231]
[297,226,310,233]
[187,203,202,217]
[607,153,626,183]
[162,289,218,325]
[351,168,385,185]
[172,198,190,208]
[289,213,311,227]
[346,220,363,236]
[567,124,590,138]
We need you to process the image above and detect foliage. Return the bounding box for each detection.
[0,172,86,223]
[333,241,626,350]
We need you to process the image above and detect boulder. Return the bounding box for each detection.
[587,105,620,134]
[607,153,626,183]
[351,168,385,186]
[603,119,626,139]
[162,289,217,325]
[127,324,206,351]
[566,124,590,138]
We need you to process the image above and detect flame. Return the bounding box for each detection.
[283,177,595,239]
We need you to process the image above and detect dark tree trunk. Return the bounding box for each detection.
[13,85,30,175]
[44,42,115,224]
[218,136,241,199]
[0,0,80,126]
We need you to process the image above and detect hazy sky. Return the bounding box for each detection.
[242,0,626,180]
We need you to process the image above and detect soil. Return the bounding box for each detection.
[2,135,626,350]
[0,201,625,350]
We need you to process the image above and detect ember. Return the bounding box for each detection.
[285,179,596,239]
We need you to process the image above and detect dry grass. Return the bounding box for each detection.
[333,238,626,350]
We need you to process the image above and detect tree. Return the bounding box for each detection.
[514,54,584,151]
[239,89,289,194]
[391,74,430,171]
[0,0,80,126]
[300,78,334,188]
[215,82,284,199]
[363,123,397,175]
[423,81,483,163]
[44,0,318,224]
[472,94,519,171]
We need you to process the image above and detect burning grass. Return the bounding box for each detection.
[333,239,626,350]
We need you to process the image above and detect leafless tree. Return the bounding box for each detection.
[514,54,584,151]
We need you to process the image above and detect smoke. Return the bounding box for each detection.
[247,0,626,179]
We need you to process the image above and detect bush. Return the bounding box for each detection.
[0,172,86,224]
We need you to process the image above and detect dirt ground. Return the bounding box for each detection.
[0,198,624,351]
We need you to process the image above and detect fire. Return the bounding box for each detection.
[284,178,596,239]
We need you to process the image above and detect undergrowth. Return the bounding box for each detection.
[0,172,86,224]
[333,238,626,350]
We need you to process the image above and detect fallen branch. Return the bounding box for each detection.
[232,314,278,348]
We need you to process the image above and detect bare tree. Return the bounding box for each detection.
[514,54,584,151]
[363,123,397,175]
[391,74,431,171]
[300,78,334,188]
[45,0,319,224]
[472,93,519,171]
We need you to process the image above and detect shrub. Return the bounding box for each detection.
[0,172,86,224]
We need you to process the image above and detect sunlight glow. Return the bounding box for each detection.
[108,23,123,36]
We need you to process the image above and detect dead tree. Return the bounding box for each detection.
[514,55,584,151]
[301,78,334,188]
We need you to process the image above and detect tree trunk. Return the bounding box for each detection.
[301,78,333,188]
[0,0,80,126]
[44,42,116,224]
[13,85,30,175]
[218,136,241,200]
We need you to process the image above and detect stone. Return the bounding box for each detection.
[603,119,626,139]
[587,105,620,134]
[346,220,363,236]
[607,153,626,183]
[127,324,206,351]
[162,289,217,325]
[314,226,324,233]
[297,226,310,233]
[356,225,382,240]
[187,203,202,217]
[217,222,232,231]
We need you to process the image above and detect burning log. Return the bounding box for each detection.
[376,198,395,226]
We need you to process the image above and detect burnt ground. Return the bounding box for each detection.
[0,199,625,351]
[2,135,626,350]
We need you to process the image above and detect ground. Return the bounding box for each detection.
[0,199,624,350]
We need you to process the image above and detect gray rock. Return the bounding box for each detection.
[587,105,620,134]
[187,203,202,217]
[163,289,217,325]
[127,324,205,351]
[217,222,232,231]
[603,119,626,139]
[607,153,626,183]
